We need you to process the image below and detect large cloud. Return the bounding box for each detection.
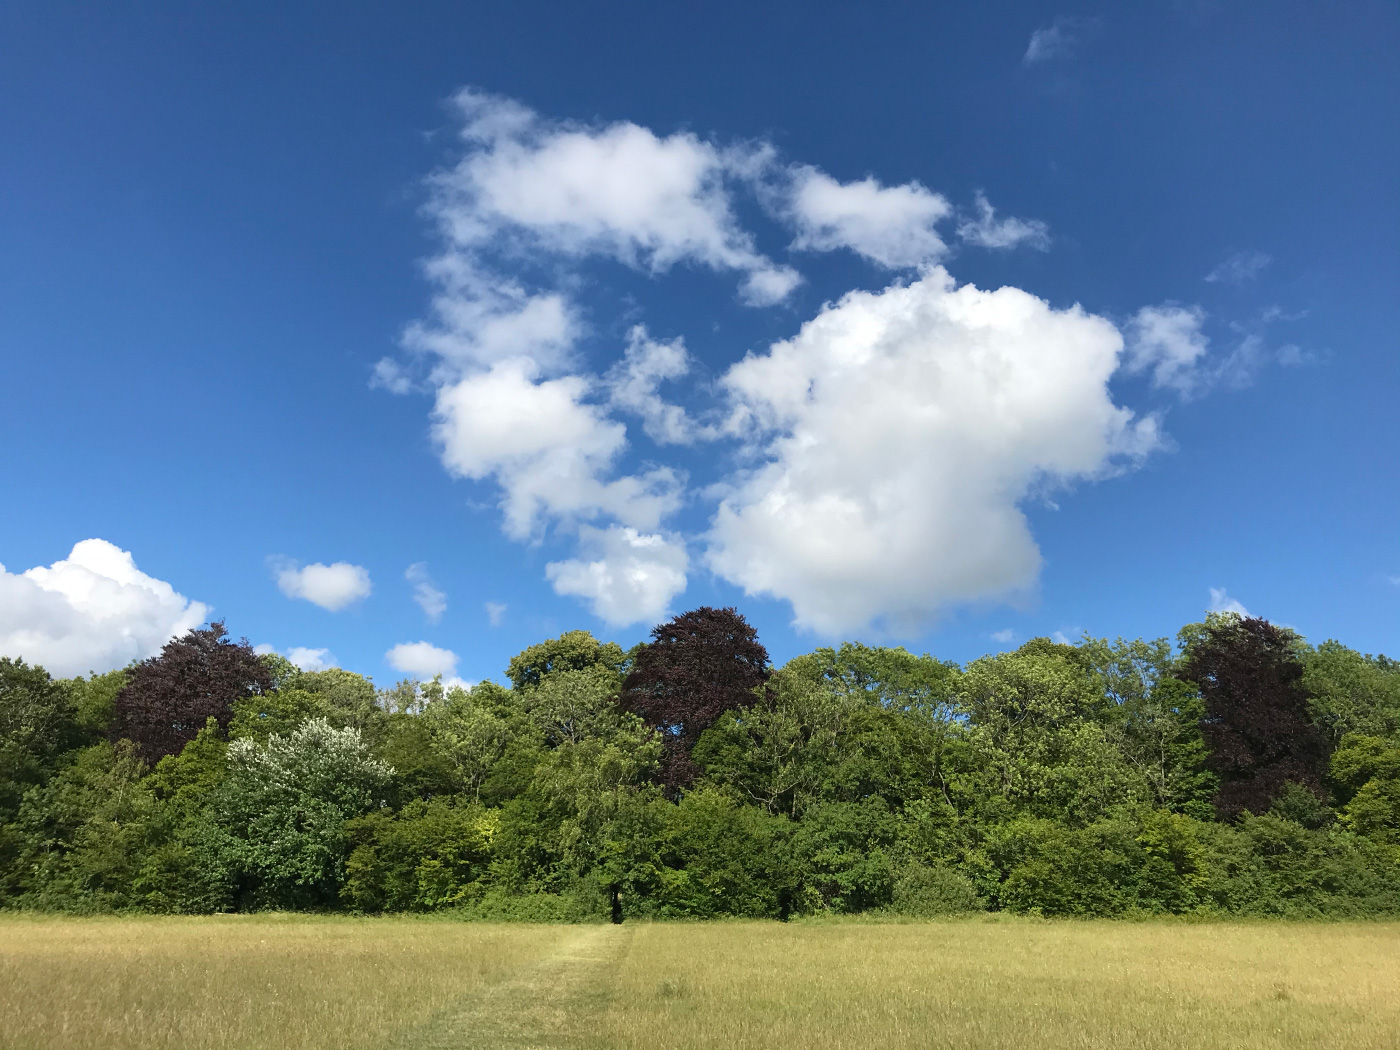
[428,89,800,306]
[384,90,1138,632]
[707,268,1160,634]
[0,539,209,677]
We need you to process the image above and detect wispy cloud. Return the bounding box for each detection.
[1209,587,1249,617]
[956,192,1050,251]
[405,562,447,623]
[485,601,507,626]
[1024,17,1100,64]
[1206,250,1271,284]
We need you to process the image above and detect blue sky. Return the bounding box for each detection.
[1,1,1396,685]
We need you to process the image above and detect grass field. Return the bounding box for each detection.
[1,915,1398,1050]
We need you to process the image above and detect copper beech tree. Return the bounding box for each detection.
[113,621,273,761]
[618,606,770,791]
[1183,616,1330,818]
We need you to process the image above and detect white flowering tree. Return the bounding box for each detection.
[217,718,392,908]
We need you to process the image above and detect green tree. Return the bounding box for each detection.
[215,718,393,908]
[1303,641,1400,742]
[1078,635,1216,816]
[344,798,498,912]
[957,642,1143,825]
[9,741,157,910]
[1330,734,1400,844]
[506,630,627,692]
[0,658,87,826]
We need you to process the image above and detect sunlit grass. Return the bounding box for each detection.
[0,914,568,1050]
[3,914,1399,1049]
[594,919,1400,1050]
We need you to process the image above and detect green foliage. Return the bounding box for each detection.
[506,630,627,692]
[214,719,393,909]
[344,798,497,912]
[1304,642,1400,741]
[5,612,1398,921]
[1078,636,1216,816]
[1330,734,1400,845]
[958,643,1144,824]
[229,687,330,742]
[646,787,793,918]
[0,659,88,826]
[888,862,982,916]
[8,741,157,910]
[793,797,900,913]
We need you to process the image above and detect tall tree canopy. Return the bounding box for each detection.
[619,607,769,790]
[113,622,273,761]
[1181,616,1329,818]
[7,610,1400,921]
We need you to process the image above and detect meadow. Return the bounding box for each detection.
[2,916,1398,1050]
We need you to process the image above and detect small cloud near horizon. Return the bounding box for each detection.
[1209,587,1250,617]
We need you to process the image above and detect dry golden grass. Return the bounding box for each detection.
[3,915,1399,1050]
[594,919,1400,1050]
[0,914,568,1050]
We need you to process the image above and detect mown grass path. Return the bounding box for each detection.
[389,926,632,1050]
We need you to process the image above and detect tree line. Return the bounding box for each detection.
[2,607,1398,919]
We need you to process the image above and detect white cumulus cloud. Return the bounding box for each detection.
[707,267,1160,635]
[289,646,338,671]
[784,167,951,267]
[386,640,460,678]
[273,560,372,611]
[546,525,688,627]
[0,539,209,677]
[254,643,337,671]
[382,91,1195,631]
[405,562,447,623]
[431,88,799,305]
[431,356,682,540]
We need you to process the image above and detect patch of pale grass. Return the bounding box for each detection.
[0,914,568,1050]
[589,919,1400,1050]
